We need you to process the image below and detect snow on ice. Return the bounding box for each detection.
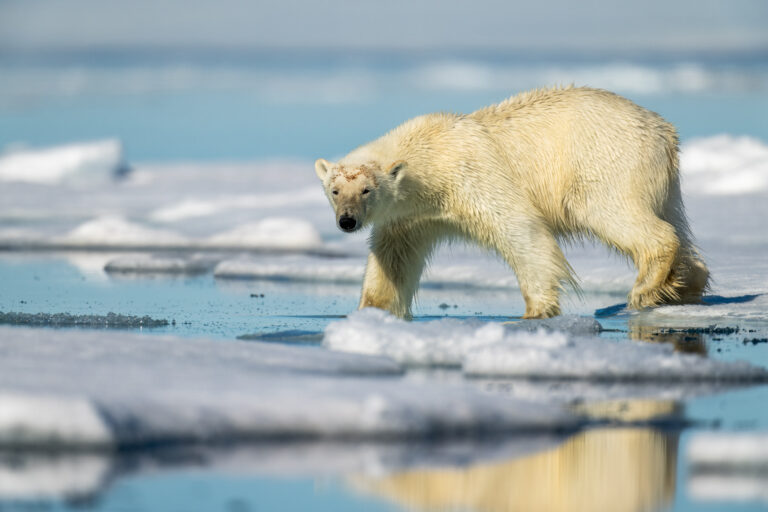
[0,139,126,184]
[324,309,768,381]
[0,326,578,448]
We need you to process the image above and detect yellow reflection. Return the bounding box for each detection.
[353,401,678,512]
[627,317,707,355]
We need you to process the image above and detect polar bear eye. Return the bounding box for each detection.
[362,189,370,195]
[332,190,339,195]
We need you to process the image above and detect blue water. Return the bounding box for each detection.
[1,53,767,161]
[2,90,767,162]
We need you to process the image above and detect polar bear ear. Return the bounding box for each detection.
[314,158,332,180]
[388,160,406,182]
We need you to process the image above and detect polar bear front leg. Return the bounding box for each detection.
[358,223,438,319]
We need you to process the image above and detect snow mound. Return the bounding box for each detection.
[0,140,125,184]
[324,309,768,381]
[681,135,768,195]
[0,326,577,447]
[59,216,188,247]
[324,309,599,367]
[206,217,323,250]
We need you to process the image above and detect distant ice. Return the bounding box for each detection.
[206,217,323,250]
[58,216,189,248]
[214,252,636,295]
[214,255,366,283]
[148,188,325,223]
[2,61,767,105]
[0,140,125,184]
[0,311,169,328]
[324,309,768,381]
[0,326,579,447]
[31,215,327,253]
[682,135,768,195]
[104,254,220,274]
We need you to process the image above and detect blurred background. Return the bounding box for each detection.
[1,0,767,162]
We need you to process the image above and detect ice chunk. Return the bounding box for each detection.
[324,309,768,381]
[0,140,126,184]
[324,309,597,367]
[681,135,768,195]
[206,217,323,250]
[0,393,112,447]
[464,334,767,380]
[0,326,578,447]
[58,216,188,248]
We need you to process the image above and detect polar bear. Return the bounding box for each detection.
[315,86,709,319]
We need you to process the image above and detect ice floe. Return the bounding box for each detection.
[57,216,189,248]
[205,217,323,250]
[214,255,366,283]
[0,326,578,447]
[104,253,220,274]
[682,135,768,195]
[324,309,768,381]
[0,140,126,184]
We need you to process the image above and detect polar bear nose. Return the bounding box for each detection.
[339,216,357,231]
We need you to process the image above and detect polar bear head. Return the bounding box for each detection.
[314,158,406,232]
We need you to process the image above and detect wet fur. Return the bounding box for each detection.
[315,86,709,319]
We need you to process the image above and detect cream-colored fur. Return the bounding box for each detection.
[315,86,709,319]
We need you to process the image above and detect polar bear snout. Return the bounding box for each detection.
[338,215,358,232]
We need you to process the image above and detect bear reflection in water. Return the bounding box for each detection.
[351,400,679,512]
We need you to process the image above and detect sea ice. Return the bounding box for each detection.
[57,216,189,248]
[0,139,125,184]
[214,255,366,283]
[681,135,768,195]
[104,254,220,274]
[324,309,768,381]
[205,217,323,250]
[0,326,578,447]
